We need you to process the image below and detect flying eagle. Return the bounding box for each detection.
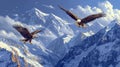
[59,6,106,27]
[13,25,41,44]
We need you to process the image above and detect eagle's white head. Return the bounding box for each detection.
[76,19,81,23]
[75,19,81,27]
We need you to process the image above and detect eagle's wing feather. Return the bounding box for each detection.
[59,6,79,20]
[31,30,41,35]
[13,25,32,38]
[81,13,105,23]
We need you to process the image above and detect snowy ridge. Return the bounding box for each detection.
[0,8,75,67]
[28,8,49,23]
[0,15,53,67]
[1,1,120,66]
[55,19,120,67]
[45,13,74,36]
[0,42,43,67]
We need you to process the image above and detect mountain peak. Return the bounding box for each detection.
[31,8,49,17]
[22,8,50,24]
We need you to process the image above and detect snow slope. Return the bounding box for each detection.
[0,4,118,67]
[55,20,120,67]
[0,8,75,67]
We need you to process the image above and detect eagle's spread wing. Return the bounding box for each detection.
[31,30,41,35]
[81,13,105,24]
[59,5,79,20]
[13,25,32,39]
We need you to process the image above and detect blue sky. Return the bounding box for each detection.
[0,0,119,16]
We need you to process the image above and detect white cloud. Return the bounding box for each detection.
[0,16,23,40]
[42,5,55,9]
[5,16,23,26]
[71,1,120,26]
[68,1,120,36]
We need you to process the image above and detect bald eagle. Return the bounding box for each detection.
[59,6,106,27]
[13,25,41,44]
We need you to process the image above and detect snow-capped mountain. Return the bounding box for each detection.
[0,8,76,67]
[16,8,74,46]
[0,7,117,67]
[55,20,120,67]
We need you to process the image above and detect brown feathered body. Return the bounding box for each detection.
[13,25,41,44]
[59,6,105,27]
